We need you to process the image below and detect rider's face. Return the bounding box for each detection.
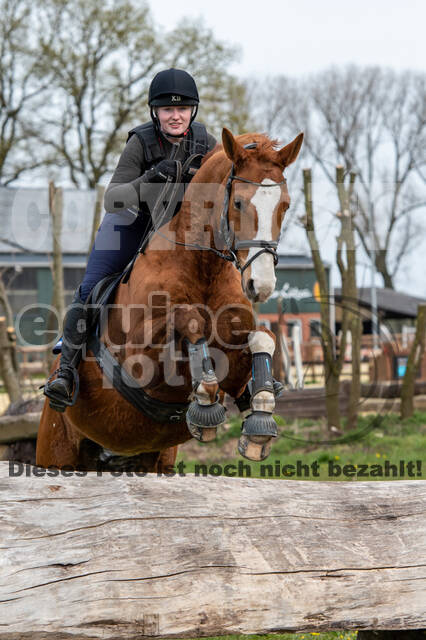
[156,106,192,136]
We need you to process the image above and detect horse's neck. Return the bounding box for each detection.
[169,178,226,278]
[175,159,229,243]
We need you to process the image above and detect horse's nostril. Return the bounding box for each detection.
[247,279,258,301]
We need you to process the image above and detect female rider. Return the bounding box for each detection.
[43,68,217,412]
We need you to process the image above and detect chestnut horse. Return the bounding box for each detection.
[36,128,303,472]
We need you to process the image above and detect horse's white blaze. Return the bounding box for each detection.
[247,178,280,301]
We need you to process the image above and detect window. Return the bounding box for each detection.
[310,319,321,338]
[64,268,86,290]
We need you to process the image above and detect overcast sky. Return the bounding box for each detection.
[150,0,425,77]
[150,0,426,297]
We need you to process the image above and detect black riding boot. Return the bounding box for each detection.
[43,289,88,412]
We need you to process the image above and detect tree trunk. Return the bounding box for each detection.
[0,275,20,376]
[400,304,426,419]
[375,249,394,289]
[0,316,22,405]
[46,181,64,371]
[303,168,344,429]
[87,184,105,257]
[336,167,361,429]
[49,181,65,321]
[324,364,342,428]
[347,312,362,428]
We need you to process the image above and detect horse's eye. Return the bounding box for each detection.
[234,198,243,211]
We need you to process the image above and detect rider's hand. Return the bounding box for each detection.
[182,167,197,184]
[145,160,177,183]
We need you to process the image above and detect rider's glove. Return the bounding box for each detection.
[144,159,177,183]
[182,167,198,184]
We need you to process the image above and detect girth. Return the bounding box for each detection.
[87,331,189,424]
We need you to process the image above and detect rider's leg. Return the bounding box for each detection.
[44,211,148,412]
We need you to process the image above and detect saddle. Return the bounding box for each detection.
[85,273,190,424]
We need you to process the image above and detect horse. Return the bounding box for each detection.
[36,128,303,473]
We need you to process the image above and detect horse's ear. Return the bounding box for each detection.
[222,128,245,163]
[277,132,304,168]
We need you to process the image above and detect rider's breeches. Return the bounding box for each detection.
[80,210,149,302]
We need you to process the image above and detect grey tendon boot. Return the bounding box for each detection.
[43,289,88,412]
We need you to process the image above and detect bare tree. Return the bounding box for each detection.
[31,0,250,188]
[335,167,361,429]
[253,66,426,288]
[302,168,347,430]
[0,0,55,185]
[302,166,362,430]
[167,20,253,134]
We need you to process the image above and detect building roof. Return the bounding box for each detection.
[277,254,330,269]
[335,287,426,319]
[0,186,98,256]
[0,253,88,268]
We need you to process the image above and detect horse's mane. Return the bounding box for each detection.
[201,132,281,167]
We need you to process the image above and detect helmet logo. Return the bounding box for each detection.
[171,95,182,102]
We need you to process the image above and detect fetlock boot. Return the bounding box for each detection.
[43,289,88,412]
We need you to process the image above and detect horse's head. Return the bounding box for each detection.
[220,128,303,303]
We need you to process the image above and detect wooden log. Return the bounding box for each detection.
[0,412,40,443]
[358,380,426,399]
[0,462,425,638]
[273,386,350,419]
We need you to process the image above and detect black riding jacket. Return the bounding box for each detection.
[104,122,216,216]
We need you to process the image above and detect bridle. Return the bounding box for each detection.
[219,142,286,274]
[151,142,286,278]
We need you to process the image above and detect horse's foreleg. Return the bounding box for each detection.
[174,305,226,442]
[36,400,84,470]
[156,446,178,474]
[237,329,280,462]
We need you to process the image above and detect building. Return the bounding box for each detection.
[334,287,426,335]
[0,186,94,345]
[259,254,331,342]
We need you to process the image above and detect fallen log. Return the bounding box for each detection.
[0,462,425,639]
[0,411,40,443]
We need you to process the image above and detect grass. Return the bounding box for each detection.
[176,411,426,481]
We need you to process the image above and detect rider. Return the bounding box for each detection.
[43,68,217,412]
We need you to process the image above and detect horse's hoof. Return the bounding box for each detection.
[238,434,273,461]
[187,424,218,442]
[237,411,278,461]
[186,400,226,442]
[241,411,278,438]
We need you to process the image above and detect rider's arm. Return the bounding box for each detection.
[104,136,162,214]
[104,130,218,214]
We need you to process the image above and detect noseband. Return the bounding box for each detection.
[219,143,285,275]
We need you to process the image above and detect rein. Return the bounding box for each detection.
[151,142,285,276]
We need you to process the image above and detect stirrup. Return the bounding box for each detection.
[42,366,80,412]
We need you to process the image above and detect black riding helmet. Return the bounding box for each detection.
[148,68,199,134]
